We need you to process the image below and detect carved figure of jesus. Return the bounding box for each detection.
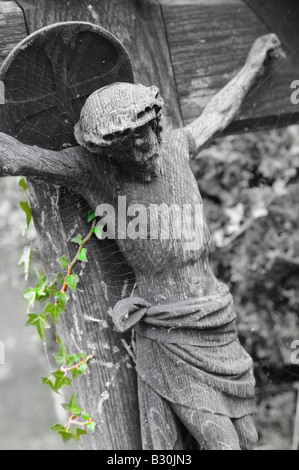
[0,33,281,450]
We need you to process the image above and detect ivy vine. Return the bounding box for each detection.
[18,177,101,443]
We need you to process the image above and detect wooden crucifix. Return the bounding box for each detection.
[0,18,283,449]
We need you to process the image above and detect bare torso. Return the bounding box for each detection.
[85,129,219,304]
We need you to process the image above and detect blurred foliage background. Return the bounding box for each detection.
[0,125,298,449]
[192,125,299,449]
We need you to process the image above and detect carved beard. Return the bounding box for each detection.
[109,148,161,182]
[105,131,162,182]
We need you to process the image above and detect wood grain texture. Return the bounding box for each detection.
[101,125,257,450]
[162,0,299,132]
[0,0,297,451]
[0,22,134,149]
[16,0,183,129]
[186,34,283,154]
[160,0,241,4]
[244,0,299,55]
[0,0,183,450]
[0,1,27,64]
[0,16,140,451]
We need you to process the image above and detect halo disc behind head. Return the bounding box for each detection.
[0,22,134,150]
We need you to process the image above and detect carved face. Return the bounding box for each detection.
[104,121,162,182]
[74,83,165,181]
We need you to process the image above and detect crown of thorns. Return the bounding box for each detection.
[74,82,164,151]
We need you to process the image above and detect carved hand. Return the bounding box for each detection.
[111,297,152,333]
[186,33,284,156]
[246,33,283,70]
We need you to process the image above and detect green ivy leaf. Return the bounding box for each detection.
[51,424,67,433]
[20,201,32,233]
[71,234,83,246]
[42,376,56,392]
[86,421,96,433]
[93,225,103,240]
[76,428,87,439]
[44,302,66,324]
[78,362,88,374]
[55,348,86,367]
[72,359,88,379]
[60,431,77,441]
[19,246,32,281]
[65,274,79,291]
[88,211,96,222]
[54,341,68,365]
[44,283,59,297]
[18,177,27,191]
[66,352,79,363]
[55,273,65,285]
[65,352,86,368]
[57,256,70,269]
[23,277,50,311]
[55,291,70,309]
[52,425,87,442]
[78,248,88,263]
[26,313,50,341]
[62,393,82,417]
[23,287,37,312]
[35,270,46,284]
[72,367,85,379]
[52,370,72,393]
[51,424,75,442]
[34,274,48,299]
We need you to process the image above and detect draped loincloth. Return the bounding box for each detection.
[111,282,257,448]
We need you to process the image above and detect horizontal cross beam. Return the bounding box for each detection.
[161,0,299,132]
[0,0,299,134]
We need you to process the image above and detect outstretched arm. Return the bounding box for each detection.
[0,132,82,187]
[0,132,116,209]
[186,34,283,156]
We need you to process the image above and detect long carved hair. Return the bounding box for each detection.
[74,82,164,153]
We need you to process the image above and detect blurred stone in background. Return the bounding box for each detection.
[0,177,74,450]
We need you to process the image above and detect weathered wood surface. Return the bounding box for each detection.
[0,22,134,148]
[1,0,299,133]
[0,0,298,451]
[0,0,182,450]
[186,34,283,153]
[245,0,299,55]
[0,38,273,447]
[0,1,27,63]
[162,0,299,132]
[0,6,142,450]
[21,0,182,450]
[15,0,183,130]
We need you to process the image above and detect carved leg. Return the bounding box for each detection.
[138,375,257,450]
[170,404,258,450]
[231,415,259,450]
[138,377,188,450]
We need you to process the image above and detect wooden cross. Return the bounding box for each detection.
[0,0,298,450]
